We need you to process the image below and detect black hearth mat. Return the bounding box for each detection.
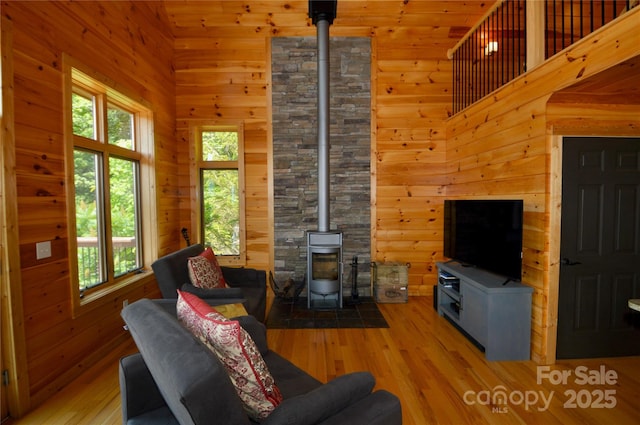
[266,297,389,329]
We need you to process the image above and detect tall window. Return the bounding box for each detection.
[68,68,149,296]
[197,126,245,262]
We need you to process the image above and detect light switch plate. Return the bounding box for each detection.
[36,241,52,260]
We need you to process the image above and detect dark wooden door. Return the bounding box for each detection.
[557,137,640,359]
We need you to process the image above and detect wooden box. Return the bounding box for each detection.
[372,262,408,303]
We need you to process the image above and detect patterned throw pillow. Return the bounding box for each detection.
[187,247,228,289]
[187,255,222,289]
[199,247,228,288]
[176,291,283,421]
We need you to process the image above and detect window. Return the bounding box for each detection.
[66,63,155,307]
[196,125,245,263]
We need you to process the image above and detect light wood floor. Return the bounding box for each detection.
[7,297,640,425]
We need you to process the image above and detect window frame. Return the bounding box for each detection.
[64,56,157,316]
[192,123,246,266]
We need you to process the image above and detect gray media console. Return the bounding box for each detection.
[437,261,533,361]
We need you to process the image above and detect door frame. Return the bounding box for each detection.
[547,133,563,365]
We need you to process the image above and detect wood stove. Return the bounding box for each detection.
[306,1,342,309]
[307,231,342,309]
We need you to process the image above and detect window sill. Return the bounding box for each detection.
[217,255,246,267]
[72,269,155,318]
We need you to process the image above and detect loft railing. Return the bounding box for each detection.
[450,0,638,114]
[450,0,526,115]
[545,0,637,57]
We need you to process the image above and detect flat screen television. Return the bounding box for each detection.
[444,199,524,281]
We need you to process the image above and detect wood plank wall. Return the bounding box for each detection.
[174,27,272,269]
[170,0,475,293]
[446,7,640,364]
[3,0,175,411]
[372,25,452,295]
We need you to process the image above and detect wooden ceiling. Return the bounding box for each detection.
[162,0,489,39]
[551,55,640,105]
[161,1,639,105]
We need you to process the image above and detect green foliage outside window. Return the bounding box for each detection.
[201,131,240,255]
[73,149,104,287]
[202,169,239,255]
[108,104,134,149]
[202,131,238,161]
[109,156,139,277]
[72,91,140,290]
[72,93,95,139]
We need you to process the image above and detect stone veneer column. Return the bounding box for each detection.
[271,37,371,296]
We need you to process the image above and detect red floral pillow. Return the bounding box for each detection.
[176,291,283,421]
[200,246,229,288]
[200,247,228,287]
[187,246,229,289]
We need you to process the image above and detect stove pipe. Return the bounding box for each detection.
[317,18,330,232]
[310,0,336,233]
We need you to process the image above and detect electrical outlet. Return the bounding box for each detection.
[36,241,52,260]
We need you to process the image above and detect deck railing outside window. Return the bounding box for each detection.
[77,236,137,291]
[451,0,637,114]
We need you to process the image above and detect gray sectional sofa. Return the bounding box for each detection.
[119,299,402,424]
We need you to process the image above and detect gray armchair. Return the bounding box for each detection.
[151,244,266,321]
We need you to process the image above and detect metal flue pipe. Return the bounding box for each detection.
[316,16,330,232]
